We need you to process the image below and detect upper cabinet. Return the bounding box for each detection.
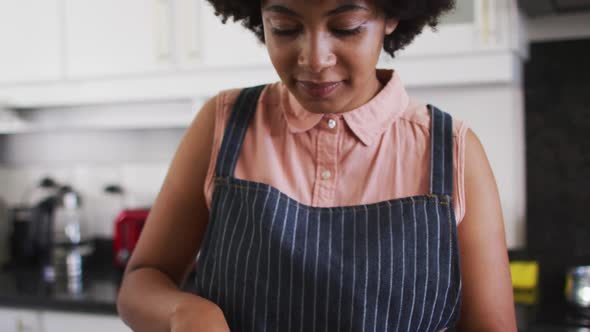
[64,0,175,78]
[392,0,520,58]
[198,1,270,67]
[0,0,62,84]
[0,0,524,107]
[175,0,203,69]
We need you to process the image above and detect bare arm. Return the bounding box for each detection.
[455,129,517,331]
[116,95,229,332]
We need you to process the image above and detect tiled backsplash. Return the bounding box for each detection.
[0,122,187,238]
[0,162,169,238]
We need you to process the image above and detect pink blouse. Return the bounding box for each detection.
[205,69,469,224]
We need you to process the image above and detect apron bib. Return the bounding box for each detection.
[194,86,462,332]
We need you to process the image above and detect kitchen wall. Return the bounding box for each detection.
[0,101,192,239]
[410,83,526,248]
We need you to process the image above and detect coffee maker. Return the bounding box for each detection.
[10,177,92,287]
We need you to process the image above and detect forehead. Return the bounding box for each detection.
[261,0,376,12]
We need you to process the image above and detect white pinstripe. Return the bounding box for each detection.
[223,185,246,312]
[373,205,381,332]
[394,203,405,332]
[362,205,369,331]
[336,208,344,332]
[287,202,300,332]
[212,185,238,302]
[312,211,321,331]
[262,193,281,332]
[200,185,228,293]
[203,185,230,295]
[384,202,393,331]
[233,184,257,323]
[299,209,310,332]
[435,202,453,330]
[350,208,357,332]
[325,209,333,332]
[250,186,272,332]
[415,200,430,331]
[441,113,446,193]
[276,201,290,330]
[442,203,462,329]
[424,197,441,332]
[406,198,417,332]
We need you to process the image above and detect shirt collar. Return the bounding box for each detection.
[279,69,410,146]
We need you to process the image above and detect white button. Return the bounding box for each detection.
[321,170,332,180]
[327,119,337,129]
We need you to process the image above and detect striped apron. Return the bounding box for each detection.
[194,85,462,332]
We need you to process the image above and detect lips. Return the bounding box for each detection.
[296,80,342,98]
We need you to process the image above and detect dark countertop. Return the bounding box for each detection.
[0,243,589,331]
[0,266,586,331]
[0,239,198,315]
[0,263,199,315]
[0,264,123,315]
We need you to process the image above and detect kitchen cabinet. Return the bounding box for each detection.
[392,0,519,58]
[0,308,42,332]
[0,0,62,84]
[199,1,270,67]
[42,311,131,332]
[175,0,203,69]
[0,0,526,106]
[378,0,525,87]
[63,0,175,78]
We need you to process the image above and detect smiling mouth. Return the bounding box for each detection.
[296,80,342,98]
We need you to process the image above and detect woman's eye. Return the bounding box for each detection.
[332,26,363,36]
[271,27,300,36]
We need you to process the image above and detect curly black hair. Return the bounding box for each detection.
[205,0,455,58]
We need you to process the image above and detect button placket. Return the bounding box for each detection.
[312,115,340,206]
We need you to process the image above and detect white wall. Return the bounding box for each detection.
[0,102,190,239]
[409,83,526,249]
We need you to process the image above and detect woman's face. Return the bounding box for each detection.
[261,0,398,114]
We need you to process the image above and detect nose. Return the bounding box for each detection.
[297,32,337,73]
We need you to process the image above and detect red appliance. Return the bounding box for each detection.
[113,209,149,268]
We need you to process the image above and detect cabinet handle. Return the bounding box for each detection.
[155,0,173,61]
[187,0,201,59]
[16,318,33,332]
[476,0,497,45]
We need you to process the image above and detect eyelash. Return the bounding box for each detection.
[271,26,364,37]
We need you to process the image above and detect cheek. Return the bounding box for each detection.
[266,39,298,72]
[338,37,382,71]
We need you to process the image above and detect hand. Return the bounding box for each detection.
[170,296,230,332]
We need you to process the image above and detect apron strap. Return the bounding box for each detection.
[428,104,454,196]
[215,85,267,178]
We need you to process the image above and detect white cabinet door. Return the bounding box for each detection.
[64,0,174,78]
[175,0,202,68]
[199,1,270,67]
[0,0,61,84]
[387,0,512,59]
[43,312,132,332]
[0,308,42,332]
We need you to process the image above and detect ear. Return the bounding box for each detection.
[384,18,399,35]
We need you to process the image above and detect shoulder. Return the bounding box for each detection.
[398,98,468,138]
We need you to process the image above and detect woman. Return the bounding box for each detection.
[117,0,517,331]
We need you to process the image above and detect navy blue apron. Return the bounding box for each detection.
[194,85,462,331]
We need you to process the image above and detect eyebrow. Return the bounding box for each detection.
[262,3,369,18]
